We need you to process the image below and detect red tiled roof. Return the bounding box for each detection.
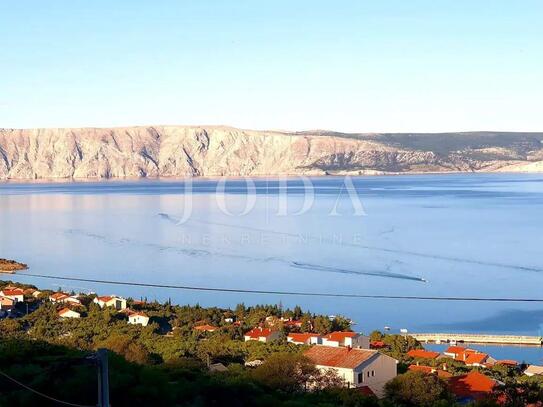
[496,360,518,366]
[1,288,24,296]
[464,352,488,365]
[408,365,453,378]
[304,346,377,369]
[445,346,468,355]
[407,349,440,359]
[325,331,358,341]
[58,307,77,316]
[96,296,113,302]
[50,292,69,300]
[194,324,218,332]
[245,327,273,338]
[409,365,433,374]
[288,333,320,342]
[448,371,497,400]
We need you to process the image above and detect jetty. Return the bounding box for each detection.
[410,332,542,346]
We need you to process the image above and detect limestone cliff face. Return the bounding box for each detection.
[0,126,542,179]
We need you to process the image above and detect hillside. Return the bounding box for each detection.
[1,126,542,179]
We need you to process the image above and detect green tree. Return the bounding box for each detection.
[384,371,451,406]
[253,352,317,393]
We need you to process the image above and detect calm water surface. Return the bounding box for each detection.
[1,174,543,361]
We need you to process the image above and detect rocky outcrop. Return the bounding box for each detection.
[0,126,542,179]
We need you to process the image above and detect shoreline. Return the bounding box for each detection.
[1,170,543,185]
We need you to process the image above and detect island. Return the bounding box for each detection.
[0,258,28,274]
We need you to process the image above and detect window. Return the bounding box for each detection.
[367,371,370,377]
[371,370,375,377]
[358,372,363,383]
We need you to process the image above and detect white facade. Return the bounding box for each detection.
[94,296,127,310]
[322,333,370,349]
[244,330,281,343]
[128,313,149,326]
[0,290,24,303]
[59,309,81,319]
[315,353,397,397]
[524,365,543,377]
[62,296,81,305]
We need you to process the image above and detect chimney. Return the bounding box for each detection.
[346,345,352,352]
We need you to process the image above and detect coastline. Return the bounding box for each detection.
[1,169,543,185]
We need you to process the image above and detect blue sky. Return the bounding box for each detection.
[1,1,542,132]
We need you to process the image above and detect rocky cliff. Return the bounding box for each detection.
[1,126,542,179]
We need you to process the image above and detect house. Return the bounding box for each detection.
[408,364,452,378]
[49,292,80,304]
[443,346,494,367]
[0,296,15,311]
[464,352,494,367]
[128,311,149,326]
[448,371,498,403]
[49,292,69,303]
[495,360,518,367]
[524,365,543,377]
[224,317,234,323]
[407,349,440,360]
[194,324,218,333]
[244,327,281,343]
[304,346,397,397]
[0,288,24,303]
[58,308,81,319]
[444,346,468,359]
[283,320,303,329]
[322,331,370,349]
[24,288,41,298]
[63,296,82,305]
[287,333,322,345]
[93,296,127,310]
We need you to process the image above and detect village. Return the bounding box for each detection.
[1,281,543,405]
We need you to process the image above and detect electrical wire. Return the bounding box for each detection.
[0,369,93,407]
[15,273,543,302]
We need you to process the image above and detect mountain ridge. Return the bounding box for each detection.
[1,126,542,179]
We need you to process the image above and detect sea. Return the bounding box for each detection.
[1,173,543,363]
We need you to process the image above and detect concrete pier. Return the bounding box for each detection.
[410,333,542,346]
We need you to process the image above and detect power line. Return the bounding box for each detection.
[16,273,543,302]
[0,369,93,407]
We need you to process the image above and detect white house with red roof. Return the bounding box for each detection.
[128,311,149,326]
[287,333,322,345]
[49,292,81,305]
[304,346,397,397]
[58,308,81,319]
[0,288,24,303]
[321,331,370,349]
[93,295,127,310]
[244,327,281,343]
[443,346,495,367]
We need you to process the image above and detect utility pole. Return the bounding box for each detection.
[97,348,110,407]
